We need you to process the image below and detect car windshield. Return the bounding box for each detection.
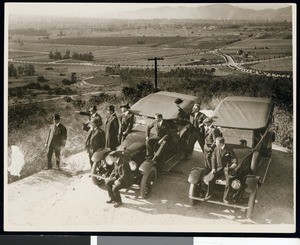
[132,115,155,131]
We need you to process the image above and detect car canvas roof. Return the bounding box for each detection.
[212,96,274,129]
[130,91,200,119]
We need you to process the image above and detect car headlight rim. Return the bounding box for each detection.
[231,179,242,190]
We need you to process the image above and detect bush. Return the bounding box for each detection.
[37,75,49,83]
[62,79,71,85]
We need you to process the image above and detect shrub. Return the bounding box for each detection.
[37,75,49,83]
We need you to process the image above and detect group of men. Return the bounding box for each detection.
[45,98,238,206]
[176,100,237,204]
[81,103,134,167]
[44,103,134,170]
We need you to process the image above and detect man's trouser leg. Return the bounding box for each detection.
[54,146,61,168]
[89,152,94,168]
[196,133,205,152]
[206,169,223,197]
[223,171,231,200]
[105,178,116,201]
[47,147,54,169]
[187,133,197,157]
[204,151,212,170]
[112,181,128,203]
[146,138,158,157]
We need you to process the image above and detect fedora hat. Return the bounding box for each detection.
[89,105,97,112]
[120,103,130,109]
[203,117,214,124]
[174,98,183,104]
[52,113,60,120]
[108,105,115,112]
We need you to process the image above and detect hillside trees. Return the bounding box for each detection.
[8,64,35,77]
[48,50,94,61]
[8,64,18,78]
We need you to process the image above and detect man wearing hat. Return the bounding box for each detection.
[145,113,171,161]
[79,105,102,131]
[104,105,120,151]
[204,137,237,203]
[203,117,222,170]
[45,113,67,170]
[177,101,207,159]
[85,117,105,167]
[119,103,134,142]
[105,151,133,207]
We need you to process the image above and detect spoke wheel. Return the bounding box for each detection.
[140,166,157,199]
[91,161,106,186]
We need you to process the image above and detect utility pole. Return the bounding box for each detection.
[148,57,164,89]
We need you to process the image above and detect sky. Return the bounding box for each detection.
[5,3,291,18]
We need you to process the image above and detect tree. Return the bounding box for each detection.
[49,50,54,59]
[63,50,71,59]
[54,50,62,59]
[37,75,48,83]
[62,79,71,85]
[17,66,25,75]
[24,64,35,76]
[71,72,77,83]
[8,64,17,77]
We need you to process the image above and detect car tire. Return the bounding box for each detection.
[140,166,157,199]
[189,183,200,206]
[246,184,258,219]
[91,161,105,186]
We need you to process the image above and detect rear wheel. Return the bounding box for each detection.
[247,184,258,219]
[140,166,157,199]
[189,183,200,206]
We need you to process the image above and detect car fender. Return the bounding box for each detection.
[188,167,205,184]
[139,159,155,174]
[245,175,260,194]
[91,148,111,162]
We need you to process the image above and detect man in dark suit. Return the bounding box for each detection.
[85,117,105,167]
[176,101,207,159]
[105,151,133,207]
[203,117,222,170]
[45,114,67,170]
[104,105,120,151]
[205,137,237,203]
[79,105,102,131]
[146,113,171,161]
[119,103,134,142]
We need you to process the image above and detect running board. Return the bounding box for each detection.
[189,195,249,209]
[162,153,184,172]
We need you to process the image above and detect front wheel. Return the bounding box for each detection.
[140,166,157,199]
[247,184,258,219]
[91,161,106,186]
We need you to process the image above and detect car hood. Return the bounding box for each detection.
[118,130,146,155]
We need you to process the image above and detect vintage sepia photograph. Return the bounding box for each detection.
[4,3,295,232]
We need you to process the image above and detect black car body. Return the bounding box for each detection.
[188,96,275,218]
[91,91,200,198]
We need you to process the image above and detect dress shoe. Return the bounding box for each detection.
[223,199,229,204]
[44,167,52,170]
[114,202,122,208]
[106,199,114,204]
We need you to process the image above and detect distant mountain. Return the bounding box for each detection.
[117,4,292,21]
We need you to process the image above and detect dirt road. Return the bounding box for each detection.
[4,146,294,233]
